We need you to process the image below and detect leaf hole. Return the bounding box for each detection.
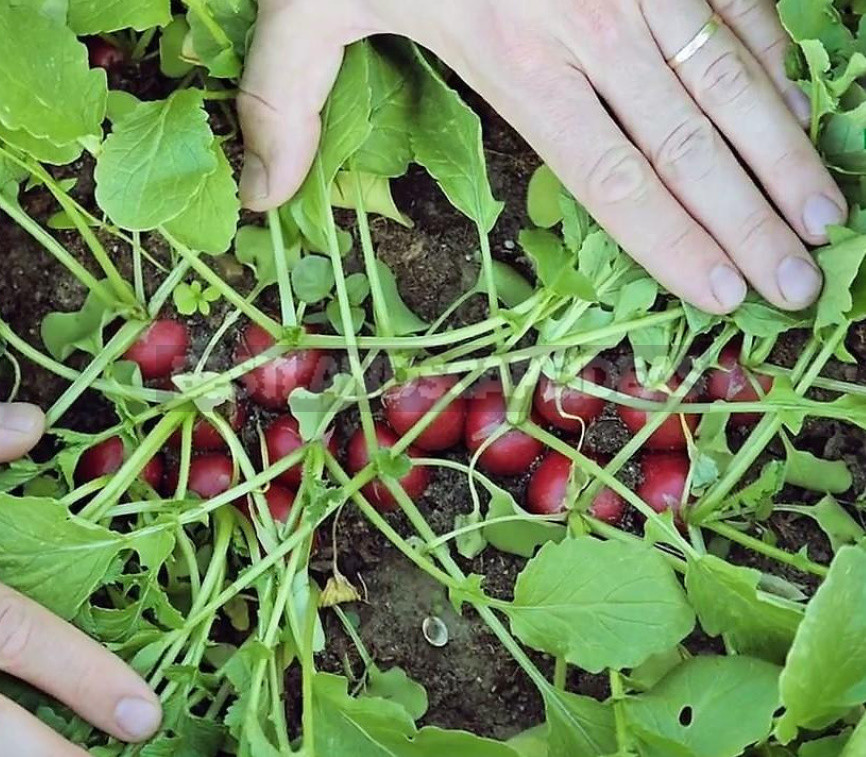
[773,706,786,719]
[678,706,694,727]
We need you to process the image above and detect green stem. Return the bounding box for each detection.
[553,657,567,690]
[353,170,393,338]
[268,209,297,328]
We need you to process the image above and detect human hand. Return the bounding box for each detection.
[238,0,846,315]
[0,403,163,754]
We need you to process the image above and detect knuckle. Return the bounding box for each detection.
[737,209,778,250]
[0,593,32,669]
[654,117,718,183]
[586,145,652,205]
[713,0,762,22]
[699,50,754,108]
[654,223,704,262]
[569,0,630,51]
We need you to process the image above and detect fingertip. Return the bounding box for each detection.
[709,263,748,314]
[0,403,45,463]
[776,255,824,310]
[801,192,848,245]
[114,696,162,743]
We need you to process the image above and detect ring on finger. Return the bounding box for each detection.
[666,13,723,68]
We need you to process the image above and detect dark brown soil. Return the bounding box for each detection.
[1,65,865,748]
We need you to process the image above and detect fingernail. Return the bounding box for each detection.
[803,194,845,239]
[710,264,747,311]
[115,697,162,742]
[786,87,812,127]
[240,152,269,206]
[0,403,43,435]
[777,256,823,306]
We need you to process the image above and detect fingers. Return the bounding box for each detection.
[581,8,822,310]
[0,584,162,743]
[491,65,745,313]
[652,3,848,250]
[0,696,90,756]
[238,2,346,210]
[708,0,812,124]
[0,403,44,463]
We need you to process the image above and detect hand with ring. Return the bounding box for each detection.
[238,0,846,314]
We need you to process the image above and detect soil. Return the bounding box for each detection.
[1,63,865,746]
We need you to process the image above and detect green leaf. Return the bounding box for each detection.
[527,165,564,229]
[365,667,428,721]
[778,547,866,739]
[519,229,596,300]
[105,90,141,124]
[778,0,852,57]
[0,3,106,144]
[160,15,195,78]
[354,39,414,177]
[507,538,695,672]
[792,495,865,553]
[163,141,239,254]
[186,0,255,79]
[544,689,617,757]
[560,192,591,253]
[507,727,548,757]
[734,299,809,339]
[234,224,298,286]
[326,300,365,335]
[477,261,535,308]
[331,171,411,226]
[376,260,428,335]
[483,481,565,558]
[408,46,503,233]
[0,122,82,165]
[782,436,853,494]
[41,286,119,360]
[802,733,851,757]
[624,656,781,757]
[345,272,370,306]
[292,255,335,304]
[95,89,217,231]
[291,42,373,251]
[67,0,170,33]
[685,555,802,665]
[0,496,126,619]
[815,235,866,330]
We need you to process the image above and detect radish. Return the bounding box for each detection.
[346,423,429,512]
[234,324,327,410]
[165,453,234,499]
[616,370,698,450]
[382,375,467,451]
[86,38,126,70]
[125,320,190,380]
[264,415,338,489]
[263,484,296,523]
[533,367,606,433]
[169,401,247,452]
[638,453,690,518]
[526,451,625,525]
[76,436,164,489]
[465,381,544,476]
[706,345,774,427]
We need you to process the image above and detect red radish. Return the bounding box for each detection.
[346,423,429,512]
[533,367,606,433]
[706,345,774,427]
[638,453,690,518]
[465,381,544,476]
[141,454,165,490]
[76,436,125,483]
[166,454,234,499]
[169,401,247,452]
[234,324,327,410]
[125,320,190,380]
[76,436,164,488]
[616,370,698,450]
[261,484,296,523]
[86,38,126,70]
[526,451,625,525]
[264,415,337,489]
[382,375,467,451]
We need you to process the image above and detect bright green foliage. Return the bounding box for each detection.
[624,656,781,757]
[508,538,695,672]
[67,0,171,33]
[685,555,802,664]
[95,89,217,230]
[41,286,119,360]
[186,0,255,78]
[173,280,221,316]
[364,666,429,721]
[527,165,564,229]
[0,3,106,145]
[543,689,616,757]
[778,547,866,740]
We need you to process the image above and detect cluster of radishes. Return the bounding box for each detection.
[76,319,772,529]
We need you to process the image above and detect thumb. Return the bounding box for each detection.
[0,403,45,463]
[238,3,348,211]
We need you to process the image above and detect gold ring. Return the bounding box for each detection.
[667,13,723,68]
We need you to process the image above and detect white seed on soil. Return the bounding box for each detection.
[422,616,449,648]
